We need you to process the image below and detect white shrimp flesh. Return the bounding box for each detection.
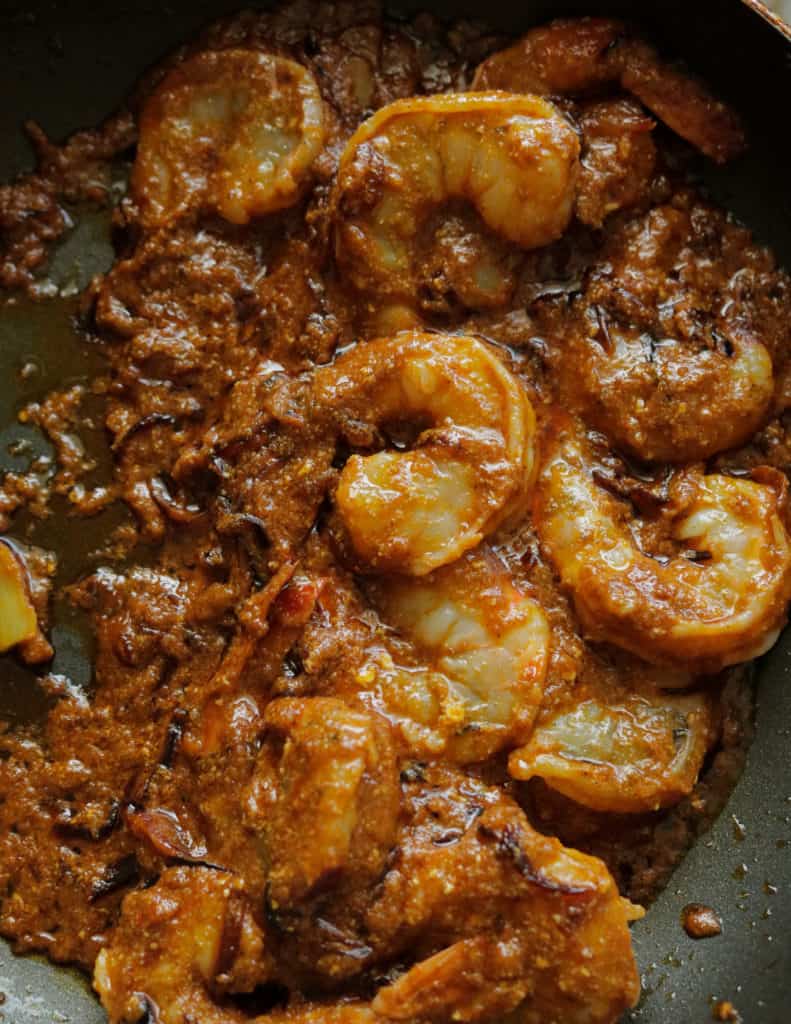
[366,546,550,763]
[510,689,714,813]
[133,49,326,226]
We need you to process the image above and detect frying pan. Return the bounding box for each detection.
[0,0,789,1020]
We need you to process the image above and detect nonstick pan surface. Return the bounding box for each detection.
[0,1,789,1020]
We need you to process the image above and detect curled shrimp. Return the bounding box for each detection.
[314,331,536,576]
[332,93,579,321]
[94,866,272,1024]
[367,767,641,1024]
[540,198,777,462]
[95,865,379,1024]
[552,311,774,464]
[510,689,714,814]
[133,49,326,226]
[535,413,791,672]
[474,18,745,164]
[366,547,549,763]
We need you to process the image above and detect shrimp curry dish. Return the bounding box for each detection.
[1,5,790,1023]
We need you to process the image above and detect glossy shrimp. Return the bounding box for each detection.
[314,331,536,576]
[535,413,791,672]
[474,18,745,165]
[332,92,579,322]
[366,547,550,763]
[510,687,714,814]
[240,697,401,983]
[133,48,326,226]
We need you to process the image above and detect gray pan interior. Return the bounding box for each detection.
[0,0,789,1020]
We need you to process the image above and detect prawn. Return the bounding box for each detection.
[95,865,378,1024]
[540,199,776,463]
[535,412,791,672]
[313,331,536,576]
[509,688,714,814]
[474,18,745,165]
[247,698,400,912]
[545,200,774,464]
[550,311,774,463]
[366,547,549,763]
[332,93,579,322]
[133,48,326,226]
[366,767,641,1024]
[94,866,272,1024]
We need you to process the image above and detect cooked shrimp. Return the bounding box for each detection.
[367,547,549,763]
[247,697,399,911]
[332,93,579,317]
[474,18,745,164]
[558,313,774,463]
[348,655,472,760]
[314,331,536,575]
[95,865,380,1024]
[540,200,776,461]
[367,767,641,1024]
[535,413,791,671]
[133,49,326,226]
[510,689,714,813]
[94,866,272,1024]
